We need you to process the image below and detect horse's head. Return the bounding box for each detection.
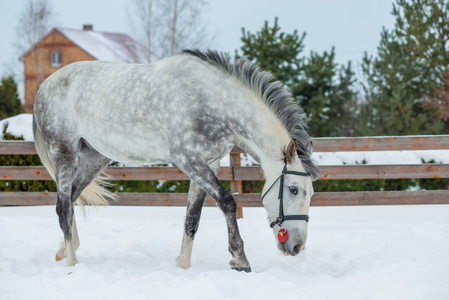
[261,140,315,256]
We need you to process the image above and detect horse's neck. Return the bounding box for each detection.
[229,95,292,180]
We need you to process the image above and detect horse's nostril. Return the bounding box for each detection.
[292,242,303,255]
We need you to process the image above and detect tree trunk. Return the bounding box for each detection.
[171,0,178,56]
[145,0,153,62]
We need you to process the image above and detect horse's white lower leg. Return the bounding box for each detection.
[176,233,193,269]
[65,239,78,266]
[55,215,80,265]
[72,214,80,250]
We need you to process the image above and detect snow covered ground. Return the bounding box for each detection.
[0,205,448,300]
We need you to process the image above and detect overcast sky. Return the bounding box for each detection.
[0,0,396,79]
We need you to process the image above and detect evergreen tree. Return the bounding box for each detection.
[292,50,359,137]
[333,62,359,137]
[293,49,336,136]
[0,125,56,192]
[0,76,23,120]
[238,18,359,137]
[237,17,305,86]
[362,0,449,135]
[424,76,449,121]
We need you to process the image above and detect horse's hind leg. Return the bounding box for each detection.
[177,161,219,269]
[47,142,79,266]
[55,214,79,262]
[55,141,111,263]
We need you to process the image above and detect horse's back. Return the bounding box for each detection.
[35,56,213,115]
[34,60,172,163]
[33,56,236,165]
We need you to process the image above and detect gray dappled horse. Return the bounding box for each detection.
[33,49,319,272]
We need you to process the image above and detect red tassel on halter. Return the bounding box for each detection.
[278,228,288,243]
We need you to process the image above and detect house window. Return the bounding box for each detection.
[51,51,61,67]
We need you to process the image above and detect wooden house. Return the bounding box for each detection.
[20,25,148,113]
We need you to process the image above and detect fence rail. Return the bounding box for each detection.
[2,164,449,181]
[1,190,447,207]
[1,136,449,217]
[3,135,449,155]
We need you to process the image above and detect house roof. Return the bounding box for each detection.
[58,28,148,63]
[20,27,153,63]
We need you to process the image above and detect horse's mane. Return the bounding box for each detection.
[182,49,319,180]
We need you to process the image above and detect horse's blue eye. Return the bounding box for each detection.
[288,186,298,195]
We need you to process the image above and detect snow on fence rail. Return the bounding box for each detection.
[1,136,449,217]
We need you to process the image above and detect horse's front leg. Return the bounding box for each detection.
[217,185,251,272]
[175,157,251,272]
[177,162,219,269]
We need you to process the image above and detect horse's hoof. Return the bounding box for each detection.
[230,265,251,272]
[229,259,251,272]
[176,256,191,270]
[66,256,78,266]
[55,254,62,262]
[67,260,77,267]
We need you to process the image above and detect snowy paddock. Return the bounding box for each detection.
[1,205,448,300]
[2,114,448,300]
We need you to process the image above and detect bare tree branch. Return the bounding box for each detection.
[127,0,156,62]
[127,0,213,60]
[15,0,56,85]
[171,0,178,56]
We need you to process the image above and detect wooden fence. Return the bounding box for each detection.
[1,135,449,217]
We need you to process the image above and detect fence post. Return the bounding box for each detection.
[230,151,243,219]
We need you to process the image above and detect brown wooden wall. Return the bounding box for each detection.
[23,30,95,113]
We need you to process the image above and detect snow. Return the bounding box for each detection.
[236,150,449,167]
[313,149,449,165]
[0,114,34,141]
[0,205,448,300]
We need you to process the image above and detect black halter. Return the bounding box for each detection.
[261,160,311,228]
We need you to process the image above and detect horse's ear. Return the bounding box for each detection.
[286,140,296,164]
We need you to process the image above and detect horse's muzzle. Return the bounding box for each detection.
[278,232,306,256]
